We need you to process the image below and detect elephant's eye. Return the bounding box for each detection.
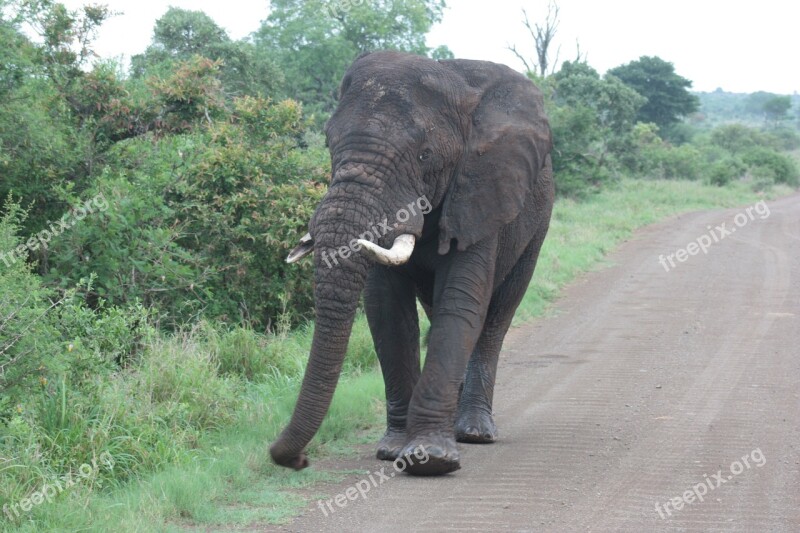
[419,149,432,162]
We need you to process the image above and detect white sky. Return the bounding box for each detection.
[62,0,799,94]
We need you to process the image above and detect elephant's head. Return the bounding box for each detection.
[270,51,551,470]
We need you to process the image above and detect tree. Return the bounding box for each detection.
[0,2,38,98]
[256,0,449,116]
[0,0,112,233]
[608,56,699,132]
[545,61,645,196]
[15,0,111,95]
[744,91,775,116]
[554,61,644,134]
[761,95,791,125]
[709,123,767,152]
[131,8,283,98]
[508,2,561,78]
[151,7,229,57]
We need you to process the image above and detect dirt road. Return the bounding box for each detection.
[275,194,800,532]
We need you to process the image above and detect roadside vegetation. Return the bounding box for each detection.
[1,1,798,530]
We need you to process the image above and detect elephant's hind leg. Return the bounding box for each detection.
[365,266,421,460]
[456,237,545,443]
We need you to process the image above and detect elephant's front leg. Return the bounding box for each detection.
[365,266,421,461]
[401,240,496,475]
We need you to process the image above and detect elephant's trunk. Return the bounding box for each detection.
[270,163,425,470]
[269,258,365,469]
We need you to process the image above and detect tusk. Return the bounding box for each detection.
[358,234,415,266]
[286,233,313,264]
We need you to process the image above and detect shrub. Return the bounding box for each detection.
[709,123,800,153]
[42,96,329,330]
[742,147,799,186]
[709,124,767,152]
[549,104,614,198]
[55,293,152,369]
[546,61,645,198]
[42,168,208,329]
[656,144,705,180]
[707,157,746,186]
[164,97,328,328]
[766,127,800,151]
[0,198,62,414]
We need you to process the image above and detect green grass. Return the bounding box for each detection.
[1,178,793,532]
[0,314,386,533]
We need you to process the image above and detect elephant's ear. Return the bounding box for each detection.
[438,65,552,254]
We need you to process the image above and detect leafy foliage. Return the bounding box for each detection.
[0,197,149,414]
[622,122,799,188]
[0,199,61,412]
[0,0,116,234]
[741,146,798,186]
[148,55,227,132]
[761,95,792,124]
[164,97,327,327]
[256,0,449,116]
[608,56,699,134]
[41,93,328,330]
[131,7,283,98]
[544,61,645,197]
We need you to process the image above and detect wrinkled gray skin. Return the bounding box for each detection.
[270,51,554,475]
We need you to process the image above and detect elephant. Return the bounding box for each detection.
[270,50,554,476]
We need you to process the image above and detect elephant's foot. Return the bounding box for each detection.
[376,428,406,461]
[455,409,498,444]
[400,431,460,476]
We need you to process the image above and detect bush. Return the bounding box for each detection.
[709,124,768,152]
[709,123,800,153]
[55,293,152,369]
[707,157,746,186]
[1,197,172,519]
[549,104,614,198]
[42,167,208,329]
[742,147,799,186]
[546,61,645,198]
[0,195,151,406]
[766,127,800,151]
[41,96,330,331]
[655,144,705,180]
[624,123,708,181]
[0,199,62,414]
[164,97,328,328]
